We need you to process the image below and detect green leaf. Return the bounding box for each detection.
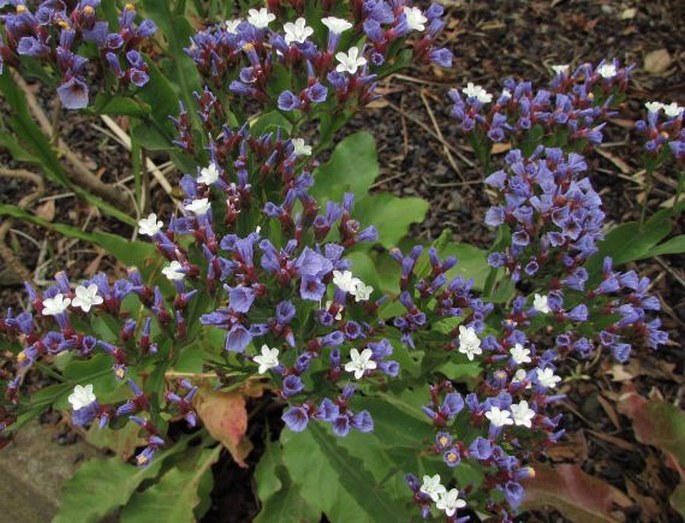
[54,440,188,523]
[254,436,319,523]
[140,2,202,128]
[85,420,145,462]
[282,424,407,522]
[91,94,150,117]
[640,234,685,259]
[312,131,379,202]
[586,209,673,275]
[250,110,293,137]
[355,194,429,249]
[120,446,222,523]
[0,203,156,273]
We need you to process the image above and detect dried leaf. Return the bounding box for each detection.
[617,392,685,475]
[34,200,55,221]
[491,142,512,155]
[194,388,252,467]
[597,393,621,430]
[644,49,672,75]
[523,463,633,522]
[546,430,589,461]
[620,8,637,20]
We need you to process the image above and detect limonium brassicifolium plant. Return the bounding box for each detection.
[0,1,681,522]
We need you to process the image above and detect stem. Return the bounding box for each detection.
[639,166,655,226]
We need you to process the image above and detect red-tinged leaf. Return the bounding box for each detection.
[194,388,252,467]
[523,463,632,522]
[617,392,685,475]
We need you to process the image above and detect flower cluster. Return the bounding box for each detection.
[184,3,451,115]
[449,60,633,148]
[0,1,156,108]
[636,100,684,162]
[0,119,404,462]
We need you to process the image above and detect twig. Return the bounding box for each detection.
[11,71,134,213]
[98,114,179,205]
[386,100,476,169]
[420,88,465,181]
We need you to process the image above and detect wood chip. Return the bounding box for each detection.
[644,48,672,74]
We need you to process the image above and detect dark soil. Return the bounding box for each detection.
[1,1,683,522]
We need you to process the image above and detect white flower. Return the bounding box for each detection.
[512,368,532,389]
[225,18,242,34]
[42,293,71,316]
[536,367,562,388]
[332,270,361,293]
[419,474,446,503]
[344,348,377,379]
[662,102,684,118]
[533,293,551,314]
[457,325,482,361]
[597,63,617,78]
[335,47,367,74]
[435,488,467,517]
[322,16,353,34]
[352,280,373,302]
[645,101,664,113]
[197,163,220,185]
[247,8,275,29]
[284,17,314,45]
[71,284,103,313]
[403,6,427,32]
[162,261,185,281]
[68,384,96,410]
[510,343,532,365]
[511,400,536,428]
[325,300,343,321]
[138,213,163,236]
[462,82,492,104]
[185,198,211,215]
[551,64,570,75]
[485,406,514,427]
[253,345,280,374]
[292,138,312,156]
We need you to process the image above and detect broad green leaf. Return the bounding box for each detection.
[312,131,379,201]
[640,234,685,259]
[54,440,187,523]
[86,420,145,462]
[355,194,429,249]
[30,354,124,411]
[140,1,202,129]
[282,424,408,522]
[254,437,319,523]
[120,446,222,523]
[586,209,673,276]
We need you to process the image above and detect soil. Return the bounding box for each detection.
[1,1,683,522]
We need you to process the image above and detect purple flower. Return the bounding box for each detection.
[225,324,252,352]
[278,90,301,111]
[57,76,89,109]
[283,406,309,432]
[228,285,256,313]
